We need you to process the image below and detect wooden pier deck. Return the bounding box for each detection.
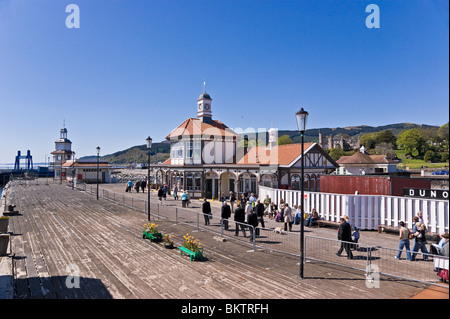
[2,181,445,300]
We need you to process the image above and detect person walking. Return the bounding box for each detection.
[229,191,236,213]
[157,186,164,205]
[411,222,429,261]
[336,217,354,259]
[173,185,178,200]
[283,203,294,232]
[140,179,147,193]
[255,200,265,236]
[395,221,411,260]
[221,201,231,230]
[234,204,247,237]
[127,180,133,193]
[162,184,167,201]
[135,180,141,193]
[181,191,188,208]
[202,198,212,225]
[247,204,258,242]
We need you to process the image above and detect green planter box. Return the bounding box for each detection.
[0,217,9,233]
[0,234,10,256]
[178,246,203,261]
[142,231,163,242]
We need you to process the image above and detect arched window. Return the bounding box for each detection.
[194,173,202,191]
[186,173,193,191]
[291,174,301,190]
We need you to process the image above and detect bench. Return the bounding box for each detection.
[317,220,340,229]
[142,231,163,242]
[178,246,203,261]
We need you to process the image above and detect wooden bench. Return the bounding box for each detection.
[178,246,203,261]
[317,220,340,229]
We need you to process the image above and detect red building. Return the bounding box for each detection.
[320,175,432,196]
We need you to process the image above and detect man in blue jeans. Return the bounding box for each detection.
[395,221,411,260]
[411,222,429,261]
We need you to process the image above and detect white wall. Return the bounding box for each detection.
[259,185,449,233]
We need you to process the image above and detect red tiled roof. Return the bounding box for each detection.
[166,118,237,140]
[237,143,314,166]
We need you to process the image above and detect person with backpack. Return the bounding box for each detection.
[411,222,429,261]
[395,221,411,260]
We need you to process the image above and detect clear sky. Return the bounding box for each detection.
[0,0,448,164]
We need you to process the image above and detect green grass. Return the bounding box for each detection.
[394,151,449,169]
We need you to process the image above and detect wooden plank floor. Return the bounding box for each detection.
[5,181,437,299]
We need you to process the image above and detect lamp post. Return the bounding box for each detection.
[295,107,308,279]
[72,151,76,190]
[146,136,152,221]
[96,146,100,200]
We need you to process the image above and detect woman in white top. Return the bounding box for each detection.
[284,203,294,232]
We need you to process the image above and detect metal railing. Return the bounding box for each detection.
[78,183,449,287]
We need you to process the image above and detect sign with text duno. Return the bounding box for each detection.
[404,188,449,200]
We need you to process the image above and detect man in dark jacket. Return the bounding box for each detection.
[202,198,212,225]
[234,204,247,237]
[336,217,354,259]
[140,180,147,193]
[255,200,265,236]
[221,201,231,230]
[247,207,258,242]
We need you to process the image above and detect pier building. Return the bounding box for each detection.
[50,124,74,181]
[151,89,338,199]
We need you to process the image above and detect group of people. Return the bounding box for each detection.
[125,179,147,193]
[202,192,268,241]
[396,212,449,262]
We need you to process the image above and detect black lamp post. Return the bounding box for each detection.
[72,151,76,190]
[146,136,152,221]
[96,146,100,200]
[295,107,308,279]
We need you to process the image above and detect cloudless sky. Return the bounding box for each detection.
[0,0,448,164]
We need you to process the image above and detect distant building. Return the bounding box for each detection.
[318,131,360,150]
[151,88,338,198]
[62,161,112,183]
[51,124,74,181]
[336,146,399,175]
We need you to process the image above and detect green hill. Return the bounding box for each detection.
[82,123,441,164]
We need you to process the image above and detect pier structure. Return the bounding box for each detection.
[0,179,448,300]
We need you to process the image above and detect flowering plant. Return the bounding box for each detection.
[164,234,175,246]
[182,233,202,253]
[144,223,159,234]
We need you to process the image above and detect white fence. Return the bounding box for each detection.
[259,186,449,233]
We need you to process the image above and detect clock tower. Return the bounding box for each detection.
[197,90,213,123]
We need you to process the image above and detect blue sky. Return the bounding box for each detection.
[0,0,448,164]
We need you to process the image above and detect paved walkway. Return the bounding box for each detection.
[1,180,448,300]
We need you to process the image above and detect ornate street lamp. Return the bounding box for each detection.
[295,107,309,279]
[72,151,76,190]
[96,146,100,200]
[146,136,152,221]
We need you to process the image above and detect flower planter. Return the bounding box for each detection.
[178,246,203,261]
[0,233,10,256]
[0,217,9,233]
[142,231,163,242]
